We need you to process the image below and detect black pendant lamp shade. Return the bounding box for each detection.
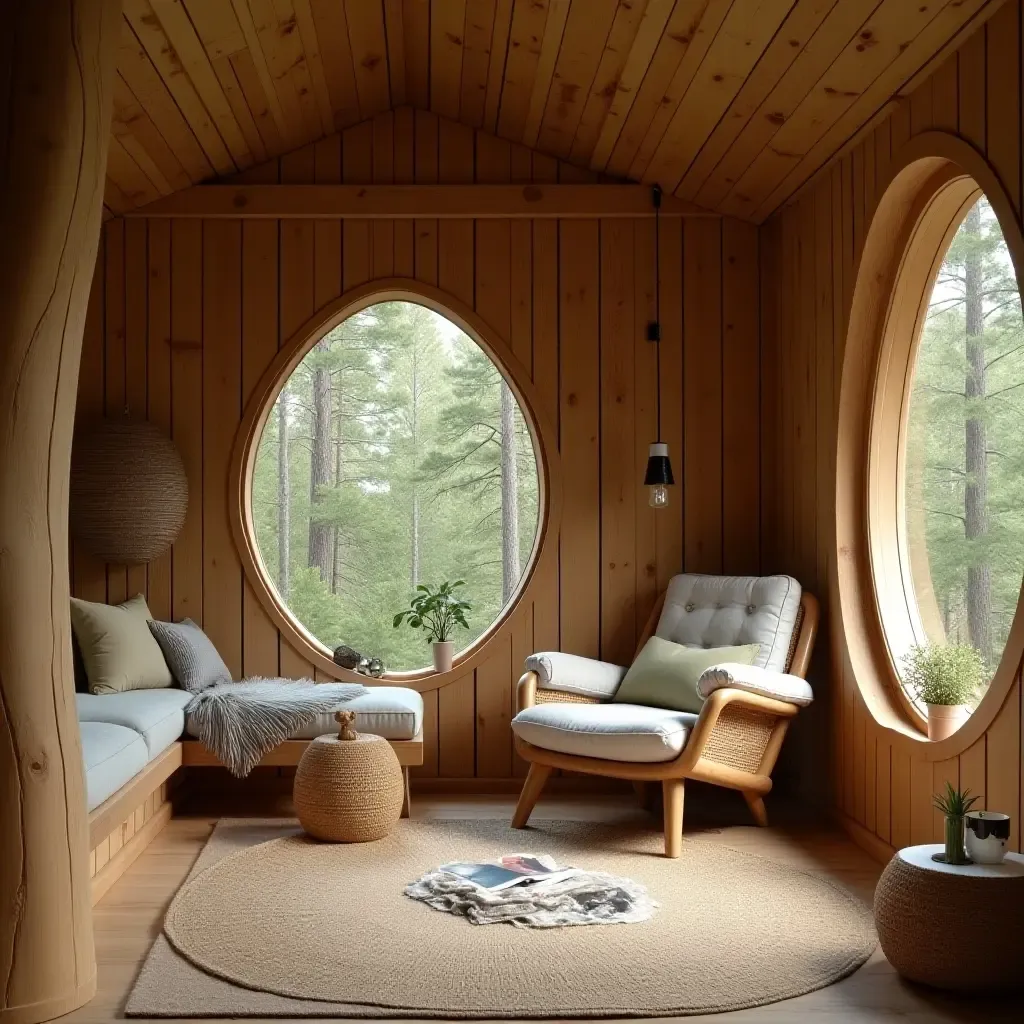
[644,442,675,485]
[646,184,674,508]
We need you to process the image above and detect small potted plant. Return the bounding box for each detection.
[902,642,983,741]
[393,581,471,674]
[933,782,979,865]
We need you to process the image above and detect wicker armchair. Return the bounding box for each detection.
[510,574,819,857]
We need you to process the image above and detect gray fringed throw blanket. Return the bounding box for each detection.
[186,677,368,777]
[405,870,657,928]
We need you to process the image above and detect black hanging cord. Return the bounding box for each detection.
[647,184,663,442]
[124,317,130,417]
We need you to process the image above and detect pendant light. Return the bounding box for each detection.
[644,183,674,508]
[69,315,188,565]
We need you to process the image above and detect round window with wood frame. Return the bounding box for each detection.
[243,292,544,676]
[864,153,1024,729]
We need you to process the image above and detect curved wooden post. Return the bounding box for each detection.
[0,4,119,1022]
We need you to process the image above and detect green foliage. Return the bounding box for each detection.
[250,301,539,671]
[902,643,984,706]
[393,580,471,643]
[287,566,344,643]
[932,781,980,818]
[903,197,1024,699]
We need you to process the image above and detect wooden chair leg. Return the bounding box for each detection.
[744,792,768,827]
[662,778,684,858]
[512,763,553,828]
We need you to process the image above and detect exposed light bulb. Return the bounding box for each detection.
[648,483,669,508]
[643,441,674,510]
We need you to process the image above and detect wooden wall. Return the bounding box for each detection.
[761,2,1024,846]
[74,107,761,786]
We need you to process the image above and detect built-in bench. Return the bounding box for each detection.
[82,686,424,903]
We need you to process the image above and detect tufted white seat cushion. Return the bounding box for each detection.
[512,703,698,763]
[655,574,801,673]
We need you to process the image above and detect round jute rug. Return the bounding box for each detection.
[163,819,876,1017]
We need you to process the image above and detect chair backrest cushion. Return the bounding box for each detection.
[655,574,802,673]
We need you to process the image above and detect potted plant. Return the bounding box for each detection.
[902,642,983,741]
[933,782,979,865]
[393,581,471,674]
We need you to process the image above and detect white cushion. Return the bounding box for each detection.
[78,689,191,759]
[184,685,423,741]
[698,662,814,707]
[512,703,697,763]
[80,721,149,811]
[524,652,627,700]
[656,574,801,673]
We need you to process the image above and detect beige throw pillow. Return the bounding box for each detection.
[70,594,173,694]
[613,636,760,714]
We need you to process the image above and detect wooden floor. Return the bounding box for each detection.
[73,790,1019,1023]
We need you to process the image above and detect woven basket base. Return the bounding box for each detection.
[293,733,404,843]
[875,854,1024,990]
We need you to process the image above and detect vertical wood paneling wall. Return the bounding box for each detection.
[762,2,1024,848]
[73,108,761,785]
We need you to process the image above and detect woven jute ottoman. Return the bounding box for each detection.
[874,844,1024,990]
[294,711,404,842]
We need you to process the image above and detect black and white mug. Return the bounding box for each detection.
[965,811,1011,865]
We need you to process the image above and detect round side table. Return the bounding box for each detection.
[293,712,404,843]
[874,844,1024,991]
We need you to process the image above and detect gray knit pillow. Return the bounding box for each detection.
[147,618,231,693]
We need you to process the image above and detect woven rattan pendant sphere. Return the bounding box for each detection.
[70,418,188,565]
[294,717,404,842]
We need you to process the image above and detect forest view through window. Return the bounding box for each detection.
[251,300,540,672]
[903,196,1024,703]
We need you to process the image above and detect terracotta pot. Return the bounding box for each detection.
[432,641,453,674]
[926,703,969,741]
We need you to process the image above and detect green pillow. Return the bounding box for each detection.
[613,637,760,713]
[70,594,173,694]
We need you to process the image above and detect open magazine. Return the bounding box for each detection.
[440,853,579,891]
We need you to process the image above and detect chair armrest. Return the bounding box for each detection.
[523,652,628,701]
[698,662,813,707]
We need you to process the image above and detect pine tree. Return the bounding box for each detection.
[307,340,332,582]
[250,301,541,670]
[277,385,290,600]
[499,380,521,602]
[420,339,534,602]
[962,203,992,664]
[907,196,1024,676]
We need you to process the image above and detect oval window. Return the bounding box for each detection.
[898,195,1024,706]
[249,300,541,672]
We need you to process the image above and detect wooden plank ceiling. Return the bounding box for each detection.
[109,0,1003,223]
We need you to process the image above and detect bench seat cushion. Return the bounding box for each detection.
[80,721,149,811]
[512,703,698,763]
[183,685,424,742]
[78,688,191,759]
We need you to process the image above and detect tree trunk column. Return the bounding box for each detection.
[0,4,118,1023]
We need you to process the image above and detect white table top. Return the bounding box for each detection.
[899,844,1024,878]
